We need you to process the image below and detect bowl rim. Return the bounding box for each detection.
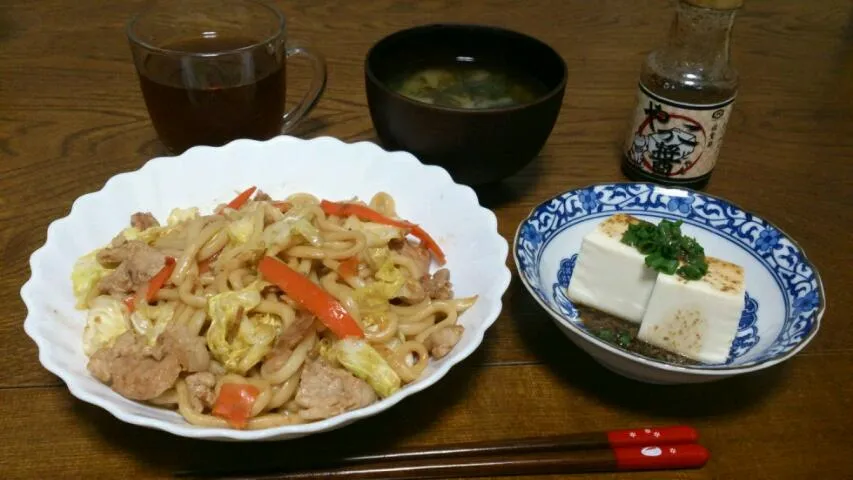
[363,22,568,114]
[512,181,825,377]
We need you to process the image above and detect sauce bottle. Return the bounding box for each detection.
[622,0,742,189]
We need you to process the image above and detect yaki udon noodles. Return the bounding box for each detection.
[71,187,475,429]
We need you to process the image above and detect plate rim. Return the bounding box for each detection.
[21,135,512,440]
[512,181,825,376]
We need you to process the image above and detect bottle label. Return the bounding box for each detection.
[624,83,735,180]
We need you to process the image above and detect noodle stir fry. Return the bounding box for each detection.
[71,187,475,429]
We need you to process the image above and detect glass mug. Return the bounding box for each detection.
[127,0,326,153]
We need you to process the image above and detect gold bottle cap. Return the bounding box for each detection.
[683,0,744,9]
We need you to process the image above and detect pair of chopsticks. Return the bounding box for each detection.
[213,426,708,479]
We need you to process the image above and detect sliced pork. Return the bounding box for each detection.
[294,359,376,420]
[421,268,453,300]
[87,332,181,401]
[87,326,210,401]
[184,372,216,413]
[424,325,465,359]
[130,212,160,231]
[96,240,168,296]
[390,239,430,276]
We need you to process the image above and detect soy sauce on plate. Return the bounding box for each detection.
[578,305,698,366]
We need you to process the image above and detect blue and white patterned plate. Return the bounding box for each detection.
[513,182,824,383]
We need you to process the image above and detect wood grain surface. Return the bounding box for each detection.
[1,0,851,478]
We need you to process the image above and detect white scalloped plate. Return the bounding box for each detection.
[21,135,511,441]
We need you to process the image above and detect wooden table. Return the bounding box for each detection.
[2,0,851,478]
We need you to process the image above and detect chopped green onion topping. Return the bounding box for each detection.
[621,219,709,281]
[596,329,615,342]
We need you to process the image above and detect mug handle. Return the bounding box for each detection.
[281,44,327,133]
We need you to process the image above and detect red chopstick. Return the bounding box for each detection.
[201,426,708,479]
[337,425,699,464]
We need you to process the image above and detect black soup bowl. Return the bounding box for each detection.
[365,24,567,186]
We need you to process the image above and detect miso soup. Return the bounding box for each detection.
[391,62,548,109]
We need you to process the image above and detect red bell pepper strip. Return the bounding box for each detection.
[122,294,137,313]
[258,256,364,339]
[145,256,176,302]
[271,201,292,212]
[337,256,359,279]
[225,186,257,211]
[212,383,260,429]
[319,200,446,265]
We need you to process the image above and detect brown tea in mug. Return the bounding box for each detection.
[137,35,285,153]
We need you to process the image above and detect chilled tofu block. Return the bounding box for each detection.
[567,214,658,323]
[637,257,746,363]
